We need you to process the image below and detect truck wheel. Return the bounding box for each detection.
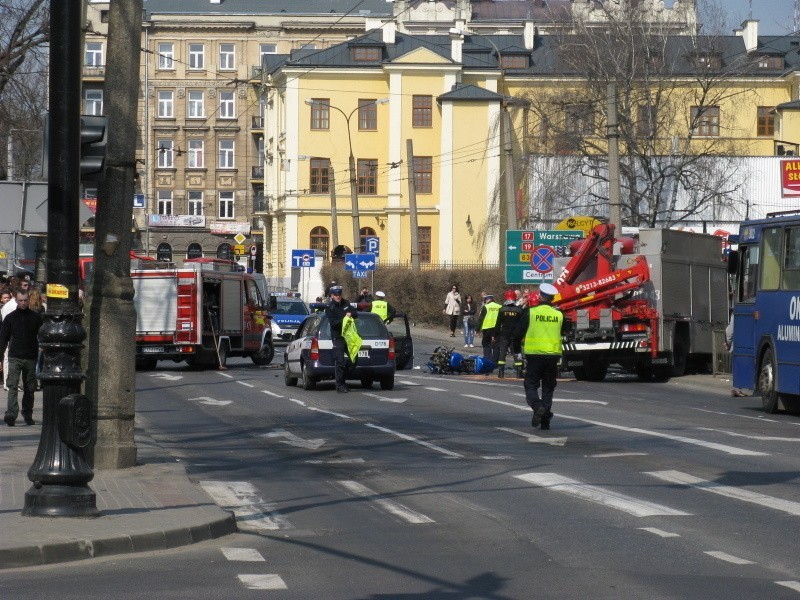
[759,347,781,413]
[284,361,298,387]
[379,376,394,391]
[300,362,316,390]
[217,341,229,368]
[671,337,688,377]
[571,366,588,381]
[583,361,608,382]
[135,358,158,371]
[636,365,671,383]
[252,340,275,366]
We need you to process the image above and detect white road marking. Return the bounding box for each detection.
[691,407,779,423]
[305,458,365,464]
[398,380,420,386]
[776,581,800,592]
[697,427,800,442]
[221,548,265,562]
[237,574,287,590]
[217,372,234,379]
[362,392,407,403]
[365,423,463,458]
[236,381,255,388]
[188,396,232,407]
[308,407,353,419]
[639,527,680,538]
[704,551,754,565]
[199,481,291,531]
[590,452,649,458]
[289,398,306,406]
[149,373,183,381]
[482,455,513,460]
[261,390,284,398]
[462,394,523,409]
[515,473,691,517]
[261,428,326,449]
[424,387,447,392]
[337,480,435,524]
[497,427,567,446]
[511,392,608,405]
[645,470,800,516]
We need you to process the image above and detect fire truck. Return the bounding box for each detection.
[132,258,274,370]
[551,224,728,381]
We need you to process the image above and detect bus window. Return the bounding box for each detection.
[759,227,782,291]
[739,245,758,303]
[783,227,800,290]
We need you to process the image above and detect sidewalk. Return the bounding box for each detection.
[0,404,236,570]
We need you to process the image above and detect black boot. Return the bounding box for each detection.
[497,365,505,378]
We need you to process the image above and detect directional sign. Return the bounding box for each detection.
[364,236,380,257]
[291,249,316,268]
[505,230,584,285]
[344,253,377,271]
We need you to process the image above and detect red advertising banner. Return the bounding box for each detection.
[781,159,800,197]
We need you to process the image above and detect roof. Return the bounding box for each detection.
[438,83,505,102]
[142,0,391,18]
[776,100,800,111]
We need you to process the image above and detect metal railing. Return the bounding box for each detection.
[251,165,264,179]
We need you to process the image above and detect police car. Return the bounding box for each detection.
[269,293,311,346]
[283,311,413,391]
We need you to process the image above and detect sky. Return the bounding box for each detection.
[716,0,796,35]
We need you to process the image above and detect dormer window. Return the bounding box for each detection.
[500,54,528,70]
[757,55,783,69]
[693,53,721,70]
[352,47,381,62]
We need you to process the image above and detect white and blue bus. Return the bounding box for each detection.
[730,210,800,412]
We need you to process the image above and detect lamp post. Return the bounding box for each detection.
[305,98,388,254]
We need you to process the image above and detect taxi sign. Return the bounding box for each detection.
[233,232,247,245]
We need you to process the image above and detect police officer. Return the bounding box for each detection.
[370,291,396,323]
[475,293,501,360]
[494,290,523,378]
[513,283,565,430]
[324,285,357,393]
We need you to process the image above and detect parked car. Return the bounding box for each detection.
[269,293,311,346]
[283,311,413,390]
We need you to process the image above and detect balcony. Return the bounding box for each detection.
[251,165,264,180]
[82,65,105,80]
[253,194,268,213]
[250,66,263,81]
[251,115,264,129]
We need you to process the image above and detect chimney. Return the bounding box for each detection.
[450,28,464,63]
[524,21,535,50]
[383,21,396,45]
[735,19,758,52]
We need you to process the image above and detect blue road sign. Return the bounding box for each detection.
[133,194,145,208]
[364,236,380,256]
[344,253,377,271]
[352,270,369,278]
[291,249,316,268]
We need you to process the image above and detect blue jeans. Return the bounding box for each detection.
[462,316,474,346]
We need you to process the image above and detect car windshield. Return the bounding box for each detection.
[273,300,309,315]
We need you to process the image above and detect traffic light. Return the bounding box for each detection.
[80,115,108,182]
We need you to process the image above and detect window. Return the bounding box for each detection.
[157,190,173,215]
[218,191,234,219]
[84,89,103,115]
[691,106,720,137]
[219,91,235,119]
[357,159,378,194]
[412,95,432,127]
[85,42,103,66]
[260,43,277,60]
[310,158,331,193]
[300,43,317,50]
[156,242,172,262]
[217,243,233,260]
[187,139,204,168]
[158,42,174,69]
[413,156,432,193]
[500,55,528,69]
[738,245,759,303]
[218,139,235,168]
[187,243,203,259]
[219,43,235,70]
[693,53,721,70]
[783,227,800,290]
[310,98,330,130]
[637,105,656,138]
[157,90,174,118]
[188,90,205,118]
[358,99,378,130]
[760,227,782,291]
[352,47,381,62]
[157,140,174,168]
[187,191,203,216]
[188,43,204,70]
[310,226,329,257]
[360,227,376,252]
[565,104,594,135]
[418,226,431,263]
[757,106,775,137]
[757,55,783,69]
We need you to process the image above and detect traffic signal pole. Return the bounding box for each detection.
[23,0,97,516]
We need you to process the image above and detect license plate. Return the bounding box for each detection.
[142,347,164,354]
[358,350,370,358]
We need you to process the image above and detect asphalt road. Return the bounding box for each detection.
[4,342,800,599]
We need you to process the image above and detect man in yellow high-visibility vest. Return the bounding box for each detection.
[513,283,566,430]
[370,291,396,323]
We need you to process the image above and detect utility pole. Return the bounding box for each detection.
[501,105,517,269]
[406,139,420,272]
[607,83,622,230]
[328,165,339,253]
[85,0,144,469]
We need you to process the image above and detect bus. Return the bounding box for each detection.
[729,209,800,412]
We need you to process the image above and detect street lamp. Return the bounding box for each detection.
[305,98,388,254]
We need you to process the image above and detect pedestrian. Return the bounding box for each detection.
[494,290,524,378]
[513,283,566,430]
[356,287,373,304]
[324,280,339,298]
[28,286,46,314]
[370,290,396,323]
[725,315,746,397]
[475,293,501,359]
[0,288,11,308]
[1,280,24,391]
[324,285,358,393]
[0,291,43,426]
[444,285,462,337]
[461,294,477,348]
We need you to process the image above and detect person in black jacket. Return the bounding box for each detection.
[0,291,43,426]
[324,285,357,393]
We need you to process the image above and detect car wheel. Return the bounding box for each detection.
[360,377,374,389]
[379,376,394,391]
[252,339,275,366]
[300,362,316,390]
[284,361,298,387]
[759,347,780,413]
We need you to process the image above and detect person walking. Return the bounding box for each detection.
[356,287,373,304]
[444,285,462,337]
[475,293,501,359]
[513,283,565,430]
[461,294,477,348]
[370,291,396,323]
[494,290,524,378]
[324,285,357,393]
[0,291,43,426]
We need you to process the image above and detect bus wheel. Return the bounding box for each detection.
[758,347,780,413]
